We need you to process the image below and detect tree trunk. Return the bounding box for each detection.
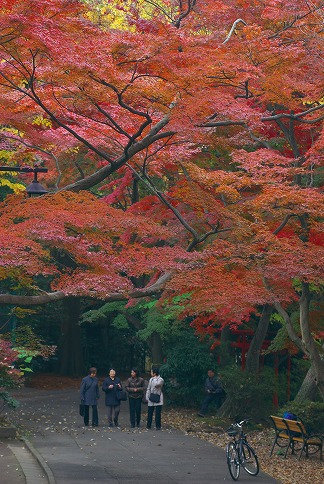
[294,366,319,403]
[299,283,324,401]
[58,297,84,376]
[245,305,273,373]
[218,326,233,367]
[125,314,164,368]
[148,332,163,367]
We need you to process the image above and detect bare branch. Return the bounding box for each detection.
[223,19,247,44]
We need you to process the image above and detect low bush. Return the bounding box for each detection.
[219,366,276,420]
[279,400,324,434]
[160,330,216,406]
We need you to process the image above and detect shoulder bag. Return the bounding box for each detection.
[117,390,127,401]
[149,393,160,403]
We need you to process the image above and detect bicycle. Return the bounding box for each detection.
[226,419,259,481]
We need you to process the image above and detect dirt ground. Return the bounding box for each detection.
[26,374,323,484]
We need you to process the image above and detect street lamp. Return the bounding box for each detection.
[0,166,48,196]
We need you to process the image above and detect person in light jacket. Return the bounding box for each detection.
[102,368,122,427]
[80,367,100,427]
[146,367,164,430]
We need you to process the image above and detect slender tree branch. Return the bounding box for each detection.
[223,19,247,44]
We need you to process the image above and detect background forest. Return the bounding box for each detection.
[0,0,323,422]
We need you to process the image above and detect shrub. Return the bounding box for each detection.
[159,330,216,406]
[219,366,276,420]
[0,391,19,415]
[279,401,324,434]
[0,340,22,389]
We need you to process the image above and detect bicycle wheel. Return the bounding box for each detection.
[226,442,240,481]
[240,442,259,476]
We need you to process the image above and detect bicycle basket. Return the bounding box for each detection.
[227,426,238,437]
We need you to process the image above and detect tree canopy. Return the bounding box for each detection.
[0,0,323,395]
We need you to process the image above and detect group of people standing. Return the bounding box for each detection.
[80,366,164,430]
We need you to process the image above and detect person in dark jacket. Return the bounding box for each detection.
[102,368,122,427]
[197,369,224,417]
[125,368,145,428]
[80,367,100,427]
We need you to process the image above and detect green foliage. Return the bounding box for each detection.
[111,313,128,329]
[220,366,276,420]
[287,358,310,401]
[266,311,300,353]
[279,401,324,434]
[159,329,216,406]
[80,301,126,324]
[137,307,173,340]
[0,391,19,415]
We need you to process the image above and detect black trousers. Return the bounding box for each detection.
[84,405,98,426]
[199,393,222,415]
[129,397,142,426]
[147,405,162,429]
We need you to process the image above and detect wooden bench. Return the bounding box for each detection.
[269,415,323,460]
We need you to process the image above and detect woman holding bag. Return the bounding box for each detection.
[102,368,122,427]
[125,368,145,428]
[146,367,164,430]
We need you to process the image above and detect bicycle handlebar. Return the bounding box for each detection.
[234,419,250,428]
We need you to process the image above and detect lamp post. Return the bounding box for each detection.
[0,166,48,196]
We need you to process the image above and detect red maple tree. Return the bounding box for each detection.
[0,0,323,394]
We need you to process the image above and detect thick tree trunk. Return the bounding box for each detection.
[148,332,163,367]
[294,366,319,403]
[273,282,324,402]
[58,297,84,376]
[299,283,324,401]
[245,305,273,373]
[218,325,233,367]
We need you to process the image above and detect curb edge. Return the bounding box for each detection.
[21,437,56,484]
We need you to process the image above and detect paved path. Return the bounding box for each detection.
[2,387,279,483]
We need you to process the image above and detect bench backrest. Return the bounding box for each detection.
[283,418,304,436]
[270,415,288,432]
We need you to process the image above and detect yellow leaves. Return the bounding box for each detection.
[11,307,37,319]
[0,127,20,136]
[0,178,26,194]
[0,267,8,281]
[65,146,79,154]
[84,0,136,31]
[32,115,52,128]
[0,149,14,163]
[84,0,173,30]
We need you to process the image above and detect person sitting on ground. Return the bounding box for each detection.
[197,369,224,417]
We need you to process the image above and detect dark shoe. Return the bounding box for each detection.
[131,424,135,428]
[108,423,113,427]
[156,427,161,430]
[197,413,205,417]
[146,426,151,430]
